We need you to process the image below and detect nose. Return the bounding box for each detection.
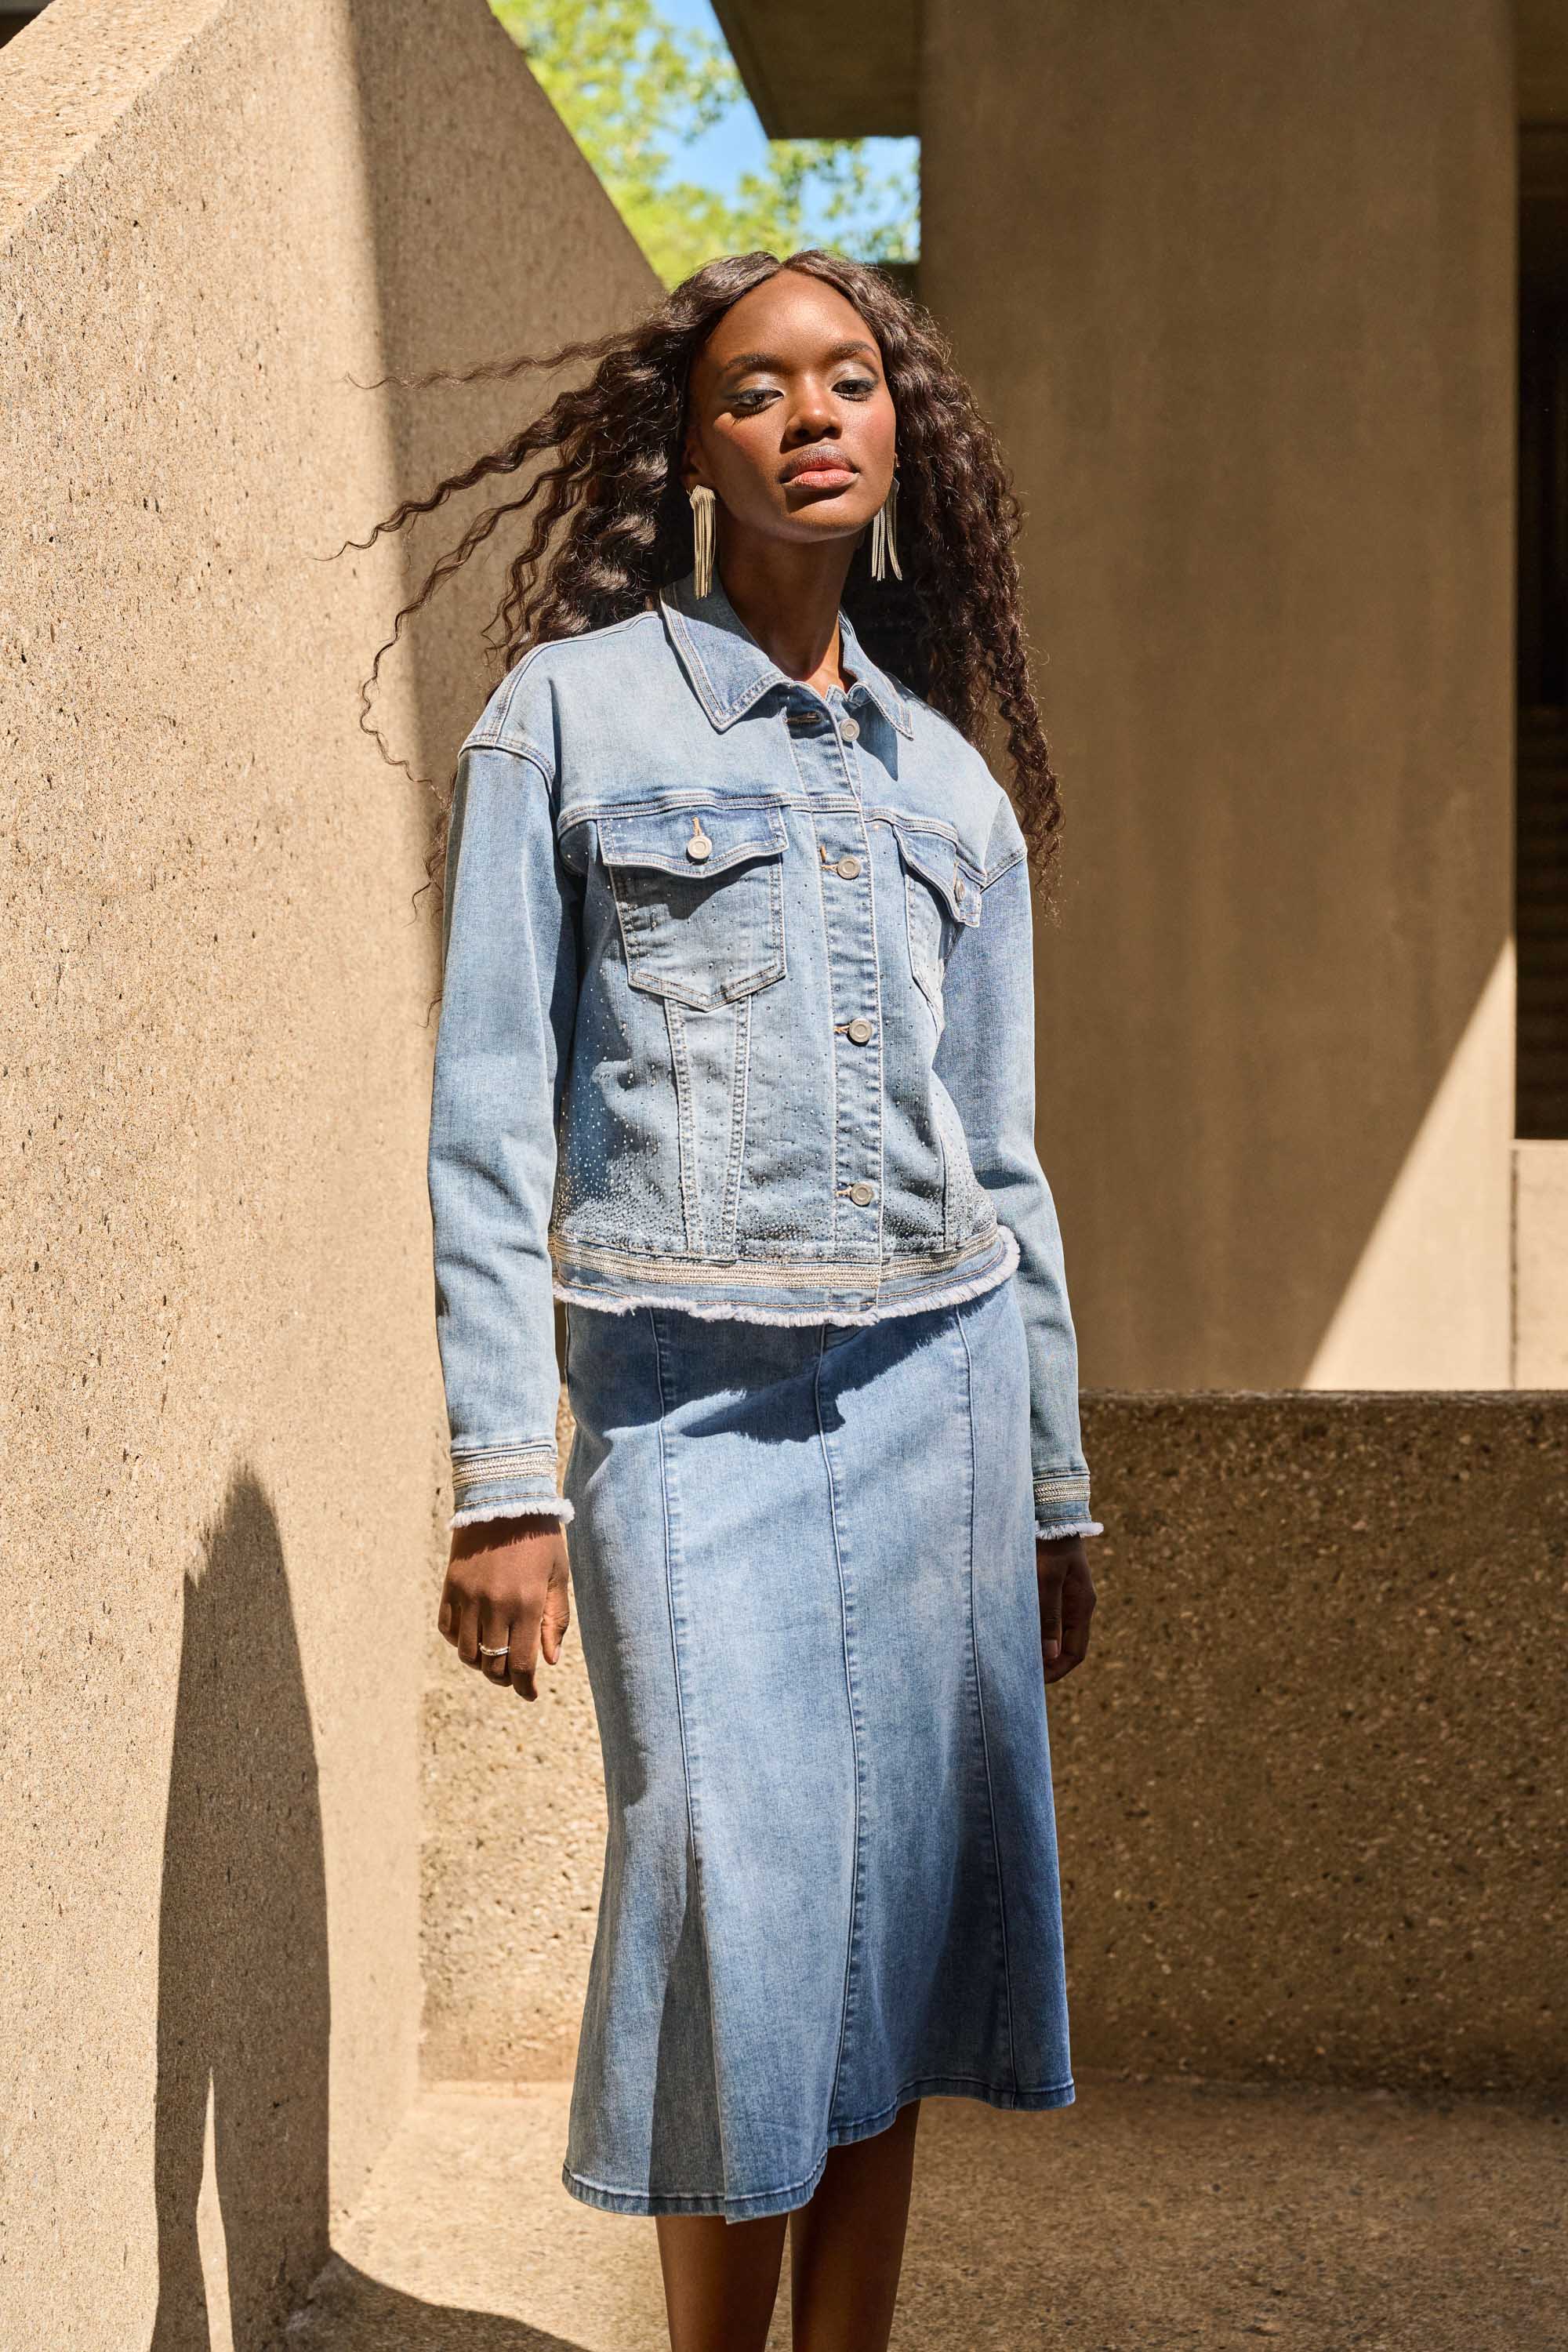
[782,384,840,444]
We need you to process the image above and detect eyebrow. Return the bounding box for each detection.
[717,339,880,383]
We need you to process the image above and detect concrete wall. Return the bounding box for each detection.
[0,3,655,2345]
[422,1389,1568,2098]
[920,0,1518,1393]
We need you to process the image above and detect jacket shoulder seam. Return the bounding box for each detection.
[463,731,555,786]
[980,842,1027,888]
[485,610,662,764]
[977,780,1029,887]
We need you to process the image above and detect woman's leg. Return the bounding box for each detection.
[652,2098,921,2352]
[787,2099,922,2352]
[655,2210,789,2352]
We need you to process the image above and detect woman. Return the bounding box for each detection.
[381,249,1102,2352]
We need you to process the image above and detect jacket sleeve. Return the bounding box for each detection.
[933,789,1103,1544]
[426,733,582,1530]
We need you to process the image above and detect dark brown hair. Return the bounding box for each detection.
[351,248,1063,910]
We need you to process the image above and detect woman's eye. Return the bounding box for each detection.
[837,376,878,399]
[731,388,778,414]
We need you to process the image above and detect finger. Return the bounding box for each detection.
[1044,1561,1096,1682]
[437,1580,458,1645]
[1044,1624,1089,1682]
[1036,1562,1065,1667]
[455,1594,482,1668]
[539,1562,571,1667]
[1058,1573,1095,1668]
[506,1601,543,1701]
[478,1600,513,1682]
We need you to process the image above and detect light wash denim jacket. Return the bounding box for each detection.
[427,571,1102,1544]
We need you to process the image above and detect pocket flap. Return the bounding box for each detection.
[894,825,984,926]
[597,803,787,880]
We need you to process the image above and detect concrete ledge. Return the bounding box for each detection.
[708,0,917,139]
[1058,1390,1568,2091]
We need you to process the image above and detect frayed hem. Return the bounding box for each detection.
[550,1226,1020,1330]
[1035,1518,1105,1542]
[559,2073,1076,2220]
[448,1496,575,1531]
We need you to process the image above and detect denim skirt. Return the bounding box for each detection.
[558,1269,1074,2223]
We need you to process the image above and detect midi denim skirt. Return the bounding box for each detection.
[558,1269,1074,2223]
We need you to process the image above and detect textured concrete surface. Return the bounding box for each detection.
[1057,1392,1568,2092]
[423,1391,1568,2100]
[708,0,916,140]
[286,2074,1568,2351]
[920,0,1516,1392]
[0,3,653,2347]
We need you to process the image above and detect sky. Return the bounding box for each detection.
[659,0,919,236]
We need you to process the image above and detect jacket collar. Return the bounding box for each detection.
[659,568,914,739]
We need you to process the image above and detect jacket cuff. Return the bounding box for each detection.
[1033,1467,1100,1543]
[448,1441,574,1531]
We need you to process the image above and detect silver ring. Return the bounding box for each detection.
[477,1641,510,1658]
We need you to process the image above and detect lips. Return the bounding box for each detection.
[780,447,858,489]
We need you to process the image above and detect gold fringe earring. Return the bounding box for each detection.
[869,473,902,582]
[689,484,717,598]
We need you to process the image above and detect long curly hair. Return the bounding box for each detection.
[352,248,1063,913]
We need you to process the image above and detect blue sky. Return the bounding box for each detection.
[661,0,919,237]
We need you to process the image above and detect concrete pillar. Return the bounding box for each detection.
[920,0,1517,1388]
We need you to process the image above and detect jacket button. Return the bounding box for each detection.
[835,855,861,879]
[839,715,860,741]
[685,818,713,862]
[847,1017,873,1044]
[848,1180,876,1205]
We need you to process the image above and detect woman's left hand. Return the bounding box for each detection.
[1035,1535,1096,1684]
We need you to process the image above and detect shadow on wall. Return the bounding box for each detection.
[149,1471,330,2352]
[146,1474,590,2350]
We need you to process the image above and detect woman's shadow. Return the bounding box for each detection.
[148,1468,582,2351]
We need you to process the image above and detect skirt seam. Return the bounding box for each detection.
[955,1297,1021,2082]
[651,1307,731,2191]
[815,1321,866,2132]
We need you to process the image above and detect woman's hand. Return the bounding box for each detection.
[1035,1534,1096,1686]
[438,1516,572,1700]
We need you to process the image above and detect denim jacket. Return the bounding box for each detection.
[427,571,1102,1544]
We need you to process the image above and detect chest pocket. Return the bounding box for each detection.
[598,802,788,1012]
[892,823,984,1027]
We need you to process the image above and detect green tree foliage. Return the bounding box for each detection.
[492,0,917,287]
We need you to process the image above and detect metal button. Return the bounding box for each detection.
[835,855,862,880]
[685,815,713,862]
[847,1017,873,1044]
[953,872,965,901]
[848,1180,876,1205]
[839,716,860,742]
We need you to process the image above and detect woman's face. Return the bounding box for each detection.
[682,270,897,554]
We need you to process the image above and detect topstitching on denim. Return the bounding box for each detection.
[814,1323,868,2136]
[954,1295,1019,2084]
